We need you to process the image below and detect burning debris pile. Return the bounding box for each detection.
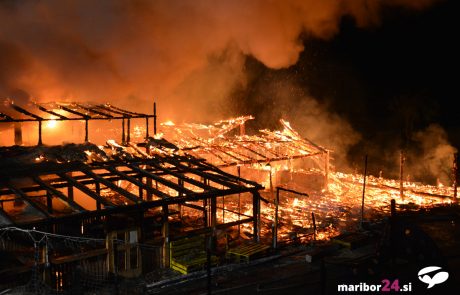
[156,116,456,244]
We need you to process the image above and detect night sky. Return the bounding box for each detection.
[233,0,457,180]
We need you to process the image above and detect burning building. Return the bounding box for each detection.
[1,100,457,294]
[0,101,268,293]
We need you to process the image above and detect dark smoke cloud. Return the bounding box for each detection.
[0,0,437,122]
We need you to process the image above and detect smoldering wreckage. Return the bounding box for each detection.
[0,101,459,294]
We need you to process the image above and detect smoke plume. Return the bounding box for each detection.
[407,124,457,185]
[0,0,437,122]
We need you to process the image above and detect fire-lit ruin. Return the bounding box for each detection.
[0,101,459,294]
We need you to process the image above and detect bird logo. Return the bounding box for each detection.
[418,266,449,289]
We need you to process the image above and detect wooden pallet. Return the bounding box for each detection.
[170,236,218,274]
[226,242,270,263]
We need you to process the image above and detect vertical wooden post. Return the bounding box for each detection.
[95,182,101,210]
[84,119,89,142]
[324,150,330,191]
[46,191,53,214]
[122,118,125,144]
[312,212,317,241]
[253,192,260,242]
[361,155,368,229]
[239,122,245,136]
[138,176,143,200]
[14,123,22,145]
[453,153,458,203]
[162,204,170,268]
[211,196,217,235]
[127,118,131,143]
[38,120,43,145]
[237,166,241,236]
[67,183,74,201]
[400,150,405,201]
[203,178,208,227]
[153,102,157,135]
[273,187,279,249]
[146,177,152,201]
[145,117,149,139]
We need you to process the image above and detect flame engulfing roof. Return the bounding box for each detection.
[160,116,329,168]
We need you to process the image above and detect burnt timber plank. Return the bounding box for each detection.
[103,165,171,199]
[78,166,140,204]
[3,182,50,218]
[31,176,86,212]
[57,173,115,207]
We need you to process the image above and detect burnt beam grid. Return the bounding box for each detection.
[0,157,262,226]
[0,102,156,123]
[162,117,329,169]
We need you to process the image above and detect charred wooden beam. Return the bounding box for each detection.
[182,202,205,211]
[145,160,213,192]
[10,104,43,120]
[170,217,254,242]
[127,163,194,196]
[157,157,242,190]
[57,173,115,207]
[3,182,50,218]
[32,176,85,212]
[35,105,68,120]
[58,105,91,119]
[75,103,113,118]
[95,104,132,117]
[78,167,140,204]
[107,104,143,116]
[0,112,14,122]
[104,166,170,199]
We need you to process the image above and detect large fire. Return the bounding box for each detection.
[1,109,455,246]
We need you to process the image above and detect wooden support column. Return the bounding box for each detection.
[38,120,43,145]
[67,184,74,201]
[14,123,22,145]
[361,155,368,229]
[400,150,405,201]
[138,176,144,200]
[153,102,157,135]
[145,117,149,139]
[211,197,217,229]
[239,122,245,136]
[453,153,458,203]
[203,178,208,227]
[324,150,330,191]
[162,204,170,268]
[84,119,89,142]
[146,177,152,201]
[46,191,53,214]
[237,166,241,236]
[95,182,101,210]
[127,118,131,143]
[273,188,280,249]
[122,118,125,144]
[253,192,260,243]
[178,179,184,218]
